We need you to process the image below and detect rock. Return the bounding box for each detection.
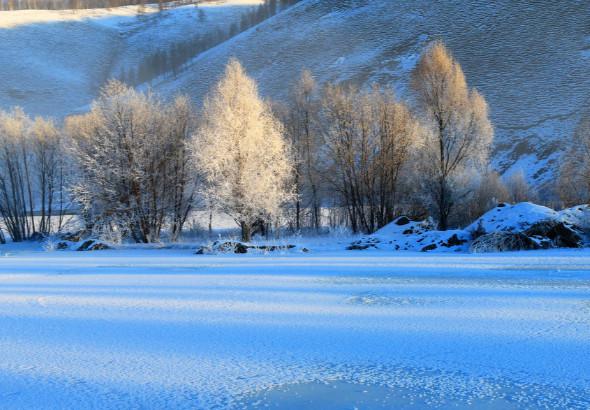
[346,237,380,251]
[77,240,95,251]
[90,242,111,251]
[56,241,69,250]
[525,220,582,248]
[215,241,249,254]
[255,244,296,251]
[421,243,437,252]
[346,243,374,250]
[196,241,298,255]
[442,233,467,247]
[233,242,249,254]
[470,232,540,253]
[77,239,111,251]
[394,216,411,226]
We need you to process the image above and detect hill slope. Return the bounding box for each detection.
[0,0,588,193]
[154,0,590,193]
[0,1,261,117]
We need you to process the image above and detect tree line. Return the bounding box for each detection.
[0,42,552,244]
[120,0,300,86]
[0,0,192,11]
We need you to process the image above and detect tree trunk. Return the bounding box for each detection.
[208,210,213,237]
[295,199,301,231]
[438,179,449,231]
[240,221,251,242]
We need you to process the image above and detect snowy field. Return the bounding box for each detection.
[0,245,589,408]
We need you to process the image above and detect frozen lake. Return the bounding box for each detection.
[0,246,589,408]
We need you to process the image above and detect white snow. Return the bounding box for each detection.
[0,243,589,408]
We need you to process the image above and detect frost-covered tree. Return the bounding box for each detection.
[192,59,293,242]
[67,81,196,243]
[411,41,493,230]
[0,108,34,242]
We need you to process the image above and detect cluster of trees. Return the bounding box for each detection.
[0,41,546,244]
[119,28,228,86]
[122,0,301,86]
[282,41,499,233]
[0,109,68,243]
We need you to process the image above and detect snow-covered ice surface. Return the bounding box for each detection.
[0,244,589,408]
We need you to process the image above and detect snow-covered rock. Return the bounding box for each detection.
[349,203,588,253]
[470,232,541,253]
[196,240,298,255]
[466,202,558,234]
[348,216,470,253]
[558,204,590,231]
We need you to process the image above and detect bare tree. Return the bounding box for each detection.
[166,95,198,242]
[286,70,322,231]
[320,84,421,233]
[192,59,294,242]
[411,41,493,230]
[0,109,68,241]
[31,116,68,235]
[0,108,34,241]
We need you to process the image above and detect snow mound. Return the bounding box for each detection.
[348,216,470,253]
[466,202,559,234]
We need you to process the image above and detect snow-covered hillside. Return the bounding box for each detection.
[0,1,262,116]
[155,0,590,194]
[0,0,588,192]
